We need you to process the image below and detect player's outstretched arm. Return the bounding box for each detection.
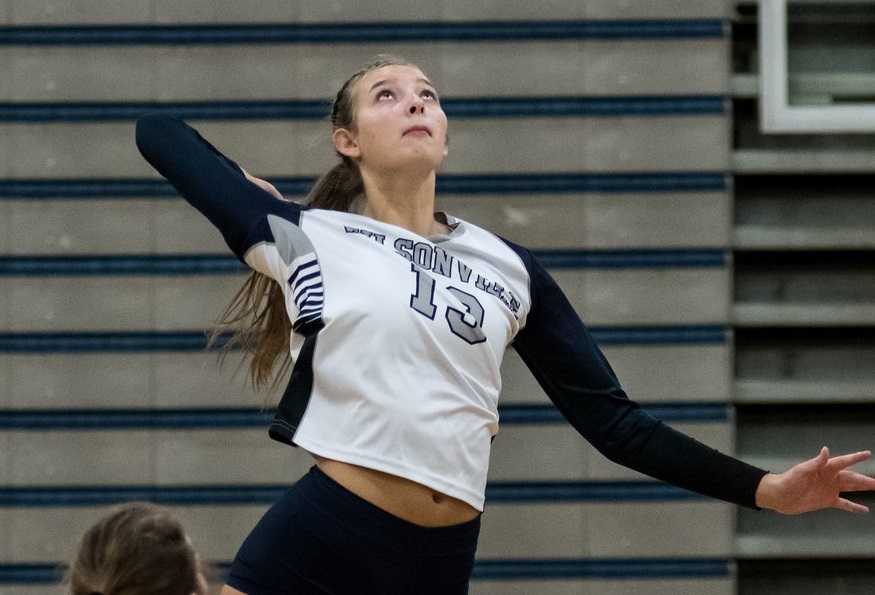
[504,239,767,508]
[507,241,875,513]
[755,447,875,514]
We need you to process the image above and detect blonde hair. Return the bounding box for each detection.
[211,55,421,392]
[67,502,205,595]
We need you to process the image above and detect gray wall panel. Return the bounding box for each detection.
[0,203,9,253]
[154,201,230,254]
[6,353,154,409]
[151,352,269,409]
[0,202,7,331]
[155,0,299,23]
[6,506,120,563]
[491,422,733,480]
[5,501,731,562]
[587,501,733,556]
[737,494,875,557]
[301,0,443,22]
[4,0,733,24]
[7,267,728,331]
[6,429,290,486]
[0,117,8,174]
[3,505,265,563]
[5,41,729,101]
[154,429,304,485]
[0,434,9,493]
[153,275,249,331]
[443,0,584,20]
[737,344,875,384]
[3,193,732,256]
[2,422,731,487]
[5,122,153,179]
[584,0,732,18]
[443,192,732,250]
[553,268,731,325]
[501,345,732,404]
[6,200,156,255]
[0,358,13,407]
[167,44,437,102]
[0,277,9,332]
[442,41,729,96]
[5,344,729,411]
[739,419,875,478]
[7,47,159,102]
[0,356,9,407]
[482,501,731,558]
[451,116,729,174]
[2,117,729,178]
[10,431,154,486]
[6,275,247,331]
[8,277,153,331]
[478,503,587,557]
[8,0,151,24]
[4,500,733,569]
[0,50,8,97]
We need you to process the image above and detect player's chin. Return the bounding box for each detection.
[391,149,445,172]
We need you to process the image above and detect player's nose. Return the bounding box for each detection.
[408,95,425,115]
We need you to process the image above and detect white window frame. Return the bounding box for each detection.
[759,0,875,133]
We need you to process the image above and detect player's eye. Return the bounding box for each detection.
[377,89,394,100]
[422,89,438,101]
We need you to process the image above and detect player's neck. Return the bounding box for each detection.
[360,169,446,237]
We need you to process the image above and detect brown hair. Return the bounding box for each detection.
[66,502,205,595]
[211,55,420,393]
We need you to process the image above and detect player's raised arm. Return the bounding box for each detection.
[135,114,301,262]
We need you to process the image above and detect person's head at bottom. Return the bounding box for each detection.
[67,501,208,595]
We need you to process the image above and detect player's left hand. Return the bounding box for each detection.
[755,447,875,514]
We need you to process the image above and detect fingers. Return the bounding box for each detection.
[798,446,831,472]
[838,470,875,492]
[826,450,872,473]
[834,497,869,514]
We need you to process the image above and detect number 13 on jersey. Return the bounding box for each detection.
[409,264,487,345]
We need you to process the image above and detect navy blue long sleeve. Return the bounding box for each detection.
[135,114,303,261]
[504,240,768,509]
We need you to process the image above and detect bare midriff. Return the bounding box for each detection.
[313,456,480,528]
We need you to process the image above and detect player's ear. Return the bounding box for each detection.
[334,128,360,160]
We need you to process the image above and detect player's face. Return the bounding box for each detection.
[342,64,448,173]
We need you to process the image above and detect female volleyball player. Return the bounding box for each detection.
[135,57,875,595]
[67,502,209,595]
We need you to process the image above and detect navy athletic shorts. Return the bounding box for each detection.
[226,465,482,594]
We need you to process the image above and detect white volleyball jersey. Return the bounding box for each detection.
[137,114,771,514]
[245,209,530,509]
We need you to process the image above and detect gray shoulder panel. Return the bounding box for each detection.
[267,213,316,266]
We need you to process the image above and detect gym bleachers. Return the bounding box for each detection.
[6,0,850,593]
[733,3,875,594]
